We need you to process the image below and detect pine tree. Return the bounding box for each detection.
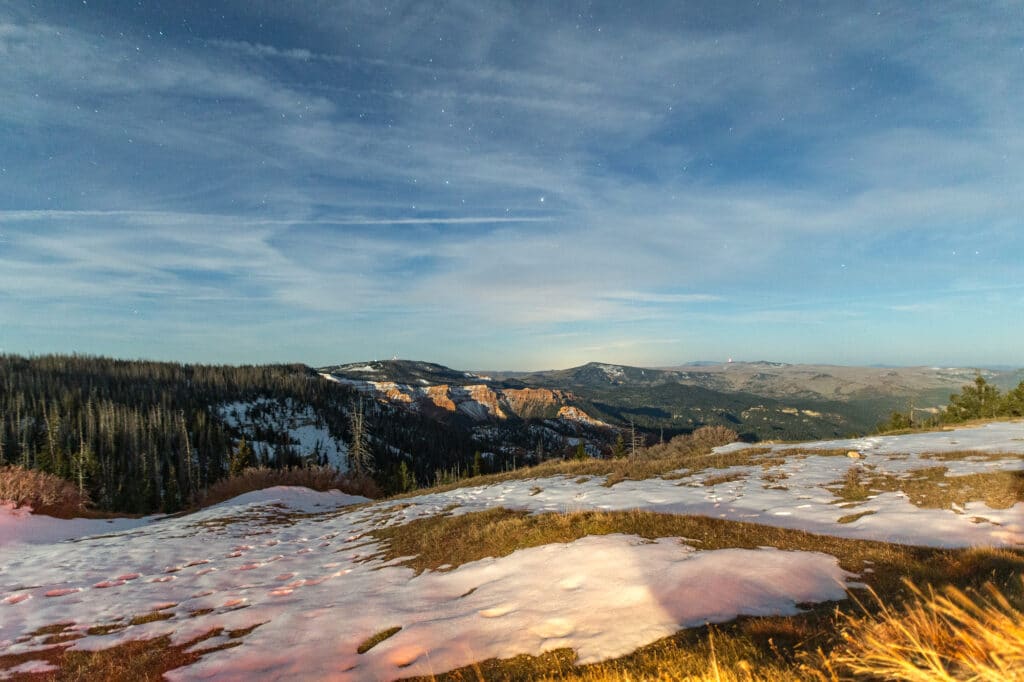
[348,399,373,476]
[611,433,627,459]
[162,462,181,513]
[1000,380,1024,417]
[72,429,95,509]
[574,441,588,460]
[397,460,417,492]
[230,436,254,476]
[140,450,160,513]
[944,376,1001,422]
[179,411,196,502]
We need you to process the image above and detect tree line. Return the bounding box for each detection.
[878,375,1024,431]
[0,354,479,513]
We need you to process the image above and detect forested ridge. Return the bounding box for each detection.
[0,355,475,513]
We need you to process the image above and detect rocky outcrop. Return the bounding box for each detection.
[372,382,414,404]
[424,385,458,412]
[465,385,507,419]
[325,373,596,424]
[556,405,611,428]
[502,388,575,419]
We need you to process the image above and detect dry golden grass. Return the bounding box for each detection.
[0,466,92,518]
[0,627,254,681]
[919,449,1023,462]
[367,508,1024,600]
[409,575,1024,682]
[775,447,861,458]
[410,623,806,681]
[701,471,748,487]
[831,465,1024,510]
[818,578,1024,681]
[197,466,380,508]
[380,508,1024,680]
[835,510,876,525]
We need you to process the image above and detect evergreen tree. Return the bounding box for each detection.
[162,462,181,513]
[397,460,417,493]
[1000,381,1024,417]
[944,376,1001,422]
[878,410,913,432]
[230,436,255,476]
[72,430,96,508]
[348,399,373,476]
[611,433,627,459]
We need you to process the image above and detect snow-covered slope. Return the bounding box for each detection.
[0,504,162,548]
[2,423,1022,680]
[389,421,1024,548]
[220,399,349,471]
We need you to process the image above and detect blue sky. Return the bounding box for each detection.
[1,1,1022,370]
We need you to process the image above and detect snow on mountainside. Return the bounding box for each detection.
[324,358,1021,443]
[2,423,1023,679]
[219,398,349,471]
[320,365,605,426]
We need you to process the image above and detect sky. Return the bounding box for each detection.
[1,1,1022,370]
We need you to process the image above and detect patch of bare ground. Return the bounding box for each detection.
[831,465,1024,510]
[0,623,264,681]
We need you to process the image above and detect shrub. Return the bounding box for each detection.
[642,425,739,460]
[689,425,740,451]
[0,465,91,518]
[198,466,379,508]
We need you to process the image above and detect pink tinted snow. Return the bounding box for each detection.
[0,502,160,548]
[2,424,1024,681]
[171,537,852,680]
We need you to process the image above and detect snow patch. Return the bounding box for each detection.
[0,502,162,548]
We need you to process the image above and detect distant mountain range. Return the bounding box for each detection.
[6,354,1017,514]
[319,360,1022,442]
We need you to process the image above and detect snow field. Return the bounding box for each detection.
[374,421,1024,548]
[1,488,852,681]
[2,422,1023,680]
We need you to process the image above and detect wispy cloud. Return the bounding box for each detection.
[603,292,724,305]
[0,210,552,226]
[1,2,1022,368]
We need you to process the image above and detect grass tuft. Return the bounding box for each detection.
[357,626,402,654]
[129,611,174,626]
[818,578,1024,681]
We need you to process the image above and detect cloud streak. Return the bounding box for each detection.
[1,2,1022,368]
